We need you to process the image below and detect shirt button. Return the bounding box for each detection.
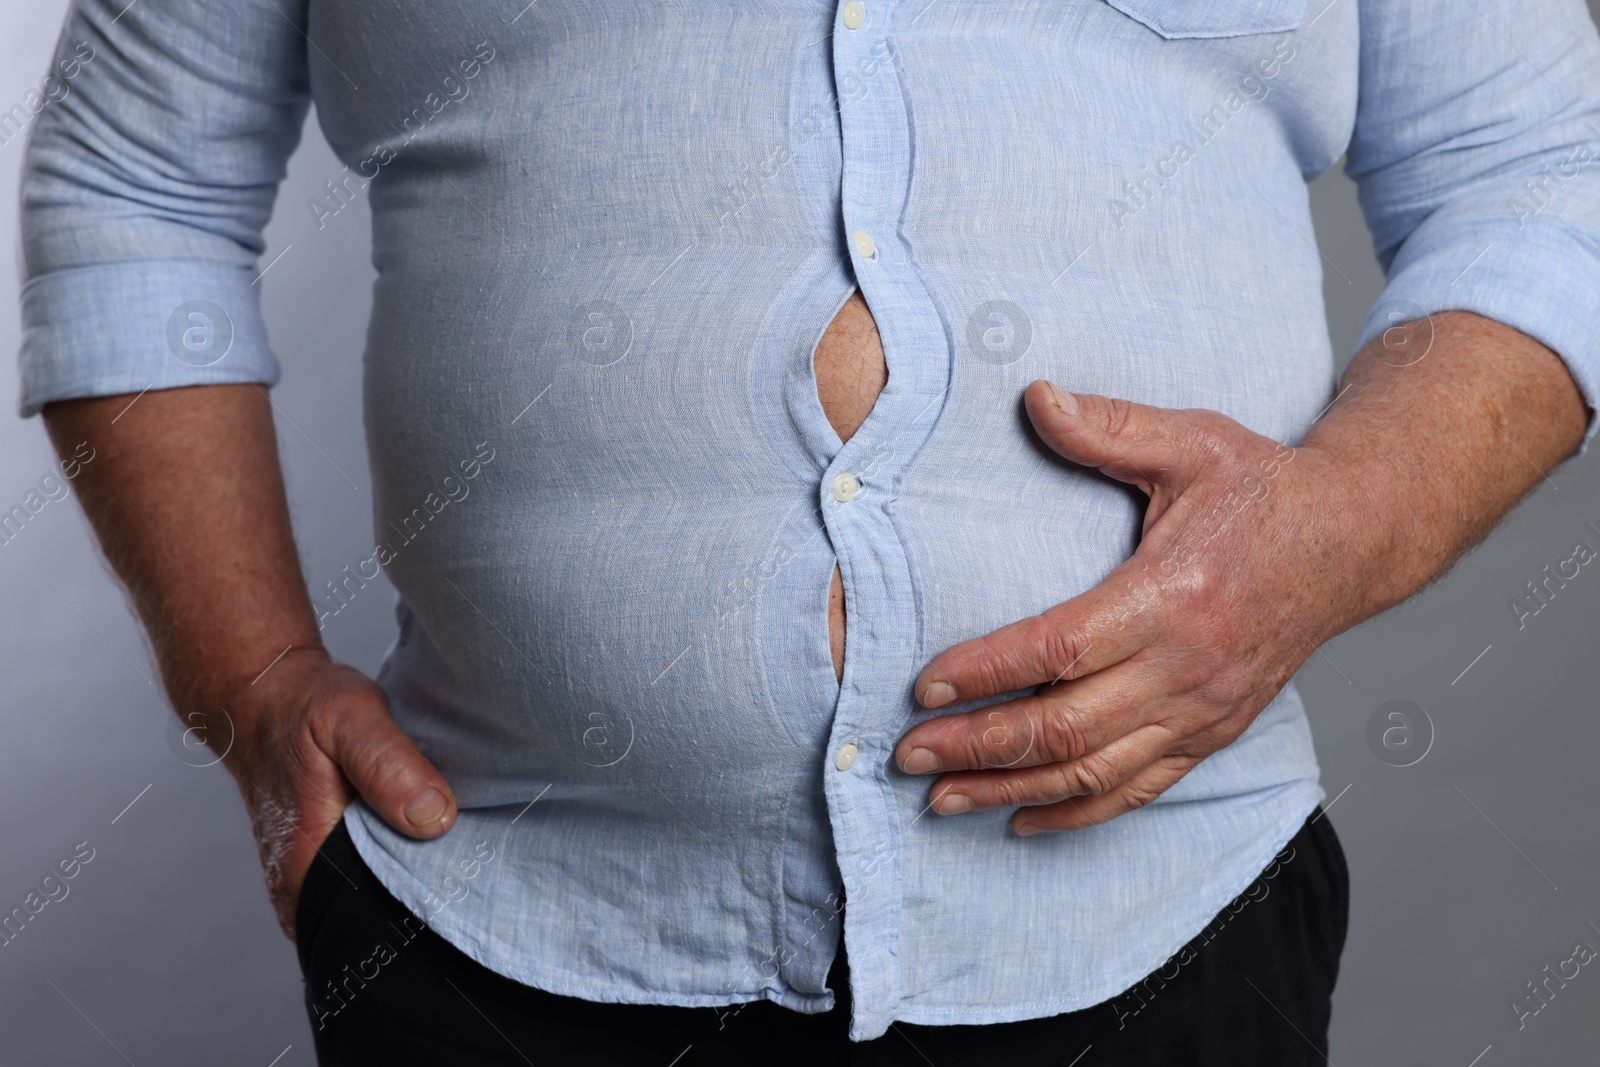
[831,472,860,502]
[842,1,866,29]
[852,230,878,259]
[835,743,859,771]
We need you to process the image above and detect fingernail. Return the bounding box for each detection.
[935,792,973,815]
[921,681,957,708]
[902,747,941,774]
[404,788,449,827]
[1045,381,1079,416]
[1014,821,1041,836]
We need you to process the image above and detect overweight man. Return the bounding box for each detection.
[18,0,1600,1063]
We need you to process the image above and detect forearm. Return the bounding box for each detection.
[1298,310,1589,633]
[41,384,325,714]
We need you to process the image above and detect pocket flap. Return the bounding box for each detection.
[1104,0,1308,38]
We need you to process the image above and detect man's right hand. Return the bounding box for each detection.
[39,383,455,943]
[217,647,457,939]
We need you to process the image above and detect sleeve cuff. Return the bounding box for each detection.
[17,259,282,418]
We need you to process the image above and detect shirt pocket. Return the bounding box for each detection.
[1102,0,1307,38]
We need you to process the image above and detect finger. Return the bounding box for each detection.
[1011,752,1202,833]
[911,562,1159,710]
[311,685,458,838]
[923,719,1181,815]
[898,656,1157,775]
[1023,381,1202,494]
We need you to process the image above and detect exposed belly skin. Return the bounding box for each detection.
[812,288,888,683]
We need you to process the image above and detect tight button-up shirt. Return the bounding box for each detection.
[19,0,1600,1042]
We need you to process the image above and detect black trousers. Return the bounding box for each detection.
[296,807,1348,1066]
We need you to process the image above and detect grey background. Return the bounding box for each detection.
[3,3,1598,1064]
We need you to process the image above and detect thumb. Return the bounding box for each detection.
[1024,380,1190,496]
[313,686,458,838]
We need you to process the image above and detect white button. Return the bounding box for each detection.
[835,743,859,771]
[852,230,877,259]
[831,472,860,502]
[842,2,866,29]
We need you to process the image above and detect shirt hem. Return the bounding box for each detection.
[888,784,1324,1030]
[343,784,1322,1034]
[340,804,840,1017]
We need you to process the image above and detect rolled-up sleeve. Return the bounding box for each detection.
[1347,0,1600,454]
[16,0,310,418]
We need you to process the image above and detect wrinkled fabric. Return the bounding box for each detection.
[19,0,1600,1042]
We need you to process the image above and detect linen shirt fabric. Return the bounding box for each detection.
[18,0,1600,1043]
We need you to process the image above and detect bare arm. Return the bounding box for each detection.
[43,383,457,934]
[1299,311,1587,617]
[43,384,321,707]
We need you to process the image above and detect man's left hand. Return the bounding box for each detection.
[893,379,1367,834]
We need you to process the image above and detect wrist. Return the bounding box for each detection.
[1293,428,1454,635]
[168,640,330,720]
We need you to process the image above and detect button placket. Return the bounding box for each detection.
[826,2,908,1043]
[822,0,953,1041]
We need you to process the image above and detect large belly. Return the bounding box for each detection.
[814,289,888,682]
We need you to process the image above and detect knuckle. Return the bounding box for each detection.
[1185,409,1234,451]
[1168,651,1223,699]
[1100,396,1137,439]
[967,631,1021,694]
[959,723,1000,769]
[1037,704,1090,764]
[1202,644,1249,699]
[1119,780,1165,811]
[1207,450,1250,490]
[1036,621,1088,683]
[1198,711,1253,750]
[350,733,422,795]
[274,721,326,781]
[310,686,399,762]
[980,705,1049,767]
[988,776,1027,809]
[309,673,383,729]
[1059,756,1112,798]
[1179,557,1226,606]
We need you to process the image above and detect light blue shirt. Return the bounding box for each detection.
[19,0,1600,1042]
